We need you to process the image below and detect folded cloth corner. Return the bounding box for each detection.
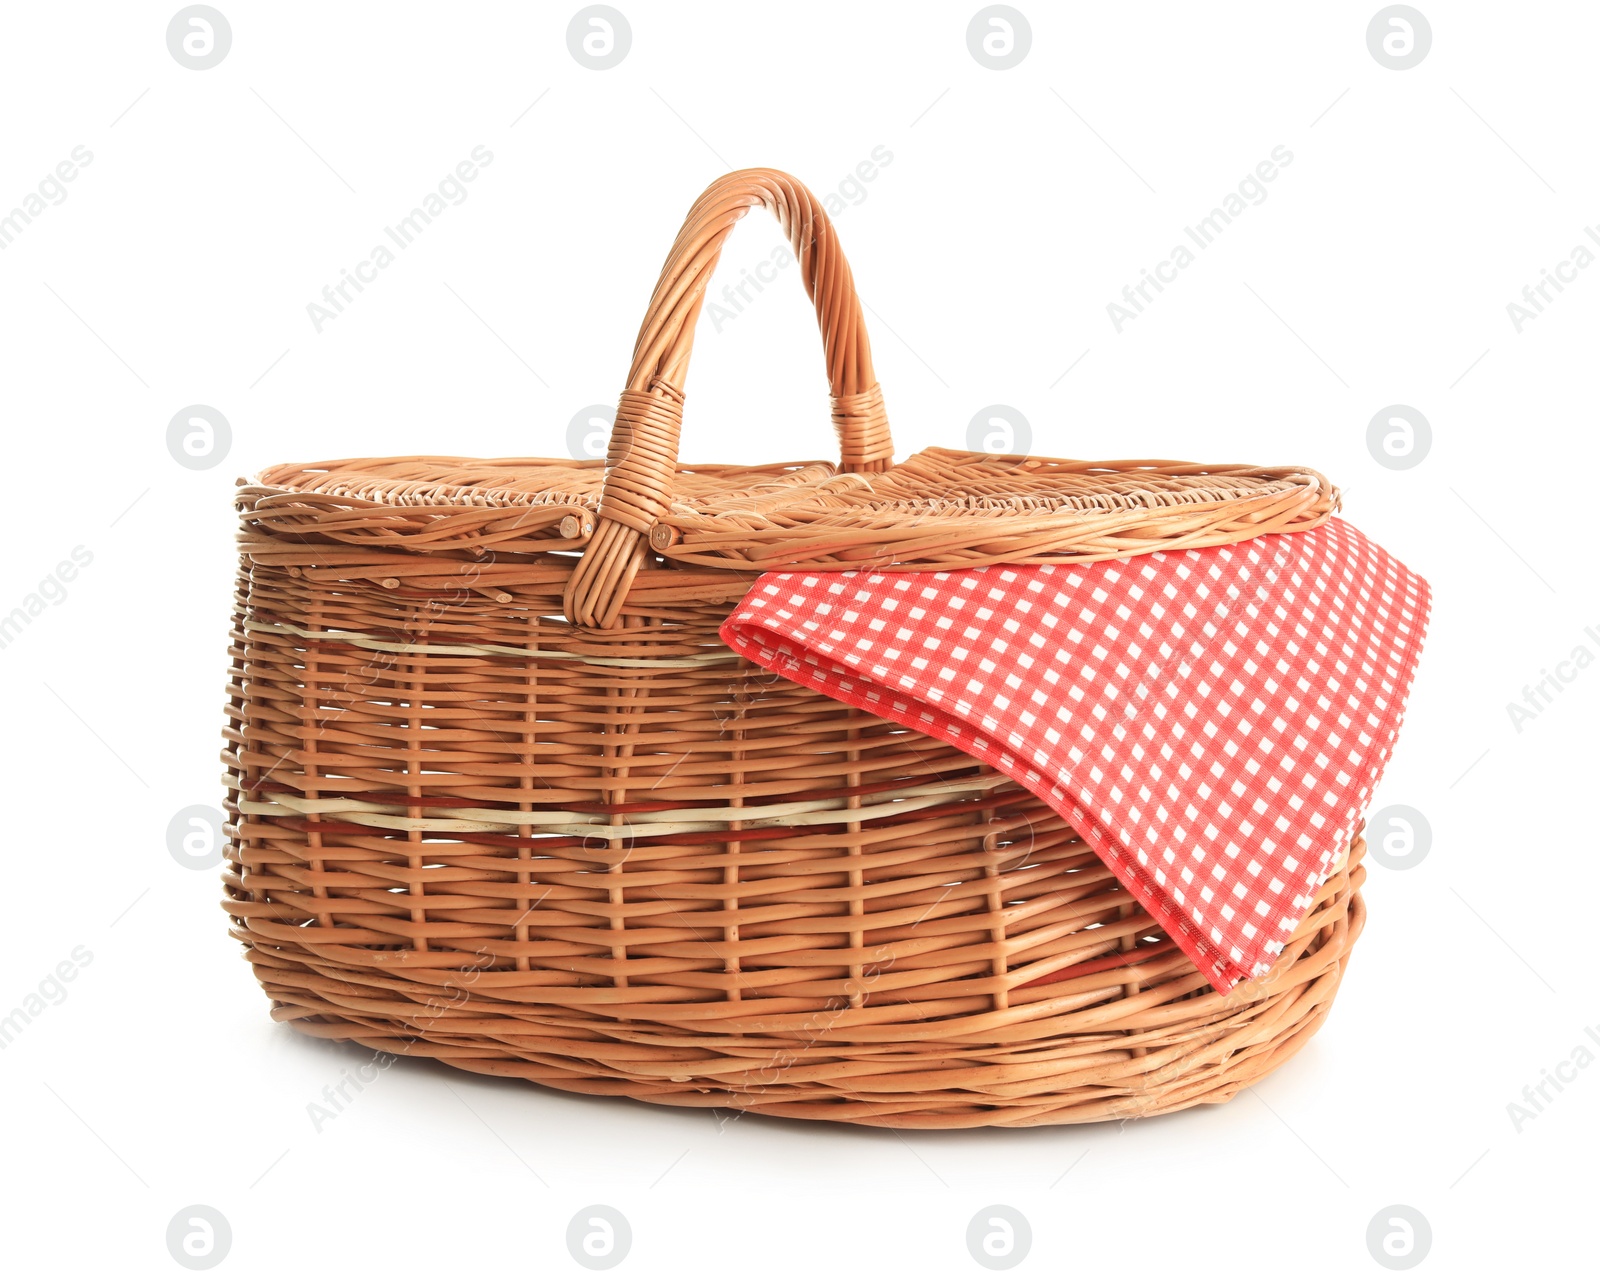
[719,517,1430,993]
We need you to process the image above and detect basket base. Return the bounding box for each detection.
[242,879,1364,1131]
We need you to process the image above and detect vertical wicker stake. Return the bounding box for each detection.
[1117,901,1146,1059]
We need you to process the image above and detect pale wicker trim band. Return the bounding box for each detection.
[238,773,1016,839]
[244,618,741,668]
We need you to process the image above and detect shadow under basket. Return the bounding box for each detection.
[222,167,1364,1128]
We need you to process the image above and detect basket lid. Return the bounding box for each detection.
[243,446,1336,570]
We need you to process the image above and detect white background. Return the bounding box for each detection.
[2,2,1595,1272]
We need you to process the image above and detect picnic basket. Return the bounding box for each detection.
[222,168,1363,1128]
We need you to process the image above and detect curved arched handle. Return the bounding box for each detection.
[563,168,894,628]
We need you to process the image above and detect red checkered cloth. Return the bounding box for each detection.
[720,518,1430,992]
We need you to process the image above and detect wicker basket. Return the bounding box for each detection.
[223,169,1363,1128]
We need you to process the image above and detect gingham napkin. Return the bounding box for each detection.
[720,518,1430,991]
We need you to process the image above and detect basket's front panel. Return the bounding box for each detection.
[224,531,1365,1127]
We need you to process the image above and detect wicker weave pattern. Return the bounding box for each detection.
[222,168,1364,1126]
[222,560,1363,1126]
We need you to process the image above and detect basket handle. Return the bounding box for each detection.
[563,167,894,628]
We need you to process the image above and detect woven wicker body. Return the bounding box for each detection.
[223,170,1361,1127]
